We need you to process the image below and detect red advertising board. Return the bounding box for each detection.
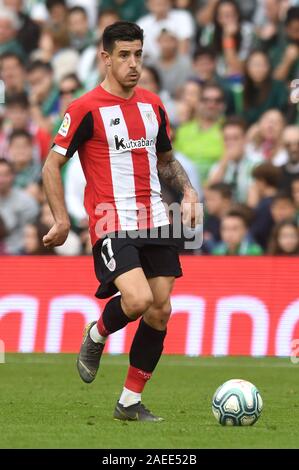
[1,256,299,356]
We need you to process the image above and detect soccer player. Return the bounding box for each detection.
[42,21,200,422]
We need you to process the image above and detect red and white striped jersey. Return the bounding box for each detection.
[53,85,171,246]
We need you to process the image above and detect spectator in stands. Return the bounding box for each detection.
[0,6,25,59]
[0,93,52,162]
[3,0,41,55]
[198,0,254,78]
[33,25,80,84]
[273,6,299,81]
[68,6,94,53]
[100,0,147,23]
[280,125,299,193]
[238,50,288,125]
[27,60,60,131]
[249,162,282,249]
[0,52,26,95]
[246,109,288,167]
[0,158,39,254]
[196,0,257,27]
[96,9,121,41]
[22,221,54,255]
[77,11,120,90]
[254,0,285,44]
[138,64,176,124]
[174,83,225,184]
[153,28,192,97]
[172,99,193,127]
[192,45,236,114]
[268,220,299,255]
[270,192,297,224]
[52,74,83,136]
[212,209,263,255]
[176,78,202,121]
[208,117,262,203]
[202,182,232,253]
[32,25,69,62]
[291,177,299,223]
[138,0,194,61]
[8,130,41,195]
[192,46,218,84]
[46,0,68,29]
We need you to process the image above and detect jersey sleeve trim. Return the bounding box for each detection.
[156,105,172,153]
[52,144,67,156]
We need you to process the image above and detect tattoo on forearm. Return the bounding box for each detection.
[158,159,192,194]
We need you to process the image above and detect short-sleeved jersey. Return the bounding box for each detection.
[53,85,171,246]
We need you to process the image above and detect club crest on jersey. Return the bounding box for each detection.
[114,135,155,151]
[58,113,71,137]
[144,111,155,125]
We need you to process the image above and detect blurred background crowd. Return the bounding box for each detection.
[1,0,299,256]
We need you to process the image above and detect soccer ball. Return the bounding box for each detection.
[212,379,263,426]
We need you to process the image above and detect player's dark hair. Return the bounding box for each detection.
[286,6,299,25]
[9,129,32,144]
[102,21,144,53]
[206,182,233,199]
[252,163,282,188]
[27,60,53,74]
[5,92,29,109]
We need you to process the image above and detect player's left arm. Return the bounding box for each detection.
[155,99,201,228]
[157,150,202,228]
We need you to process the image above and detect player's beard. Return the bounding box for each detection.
[121,73,140,89]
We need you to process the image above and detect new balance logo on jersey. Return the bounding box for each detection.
[110,118,120,126]
[114,135,155,151]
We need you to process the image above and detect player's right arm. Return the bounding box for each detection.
[42,150,71,248]
[42,100,94,248]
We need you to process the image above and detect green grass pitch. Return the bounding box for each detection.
[0,354,298,449]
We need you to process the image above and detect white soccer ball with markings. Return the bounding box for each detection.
[212,379,263,426]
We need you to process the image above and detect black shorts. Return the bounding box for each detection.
[92,225,182,299]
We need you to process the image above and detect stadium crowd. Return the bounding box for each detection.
[1,0,299,256]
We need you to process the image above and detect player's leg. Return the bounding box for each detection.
[114,276,175,422]
[77,267,153,383]
[92,266,153,340]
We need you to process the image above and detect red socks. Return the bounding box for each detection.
[124,365,152,393]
